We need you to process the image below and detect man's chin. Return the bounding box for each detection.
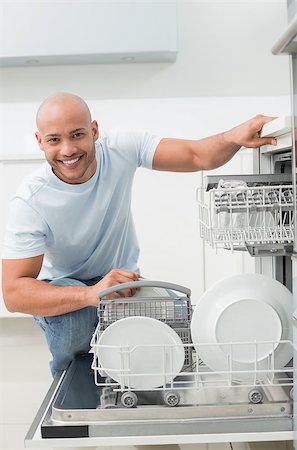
[52,167,86,184]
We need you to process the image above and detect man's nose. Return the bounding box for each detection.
[60,140,76,156]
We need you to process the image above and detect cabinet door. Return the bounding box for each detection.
[0,160,44,317]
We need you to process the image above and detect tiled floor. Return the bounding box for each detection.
[0,318,294,450]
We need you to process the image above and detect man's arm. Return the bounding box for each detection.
[153,115,277,172]
[2,257,139,316]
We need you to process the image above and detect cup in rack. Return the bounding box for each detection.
[216,179,248,229]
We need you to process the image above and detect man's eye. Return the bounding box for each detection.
[72,133,83,138]
[48,138,59,143]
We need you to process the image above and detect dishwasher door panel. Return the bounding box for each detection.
[24,354,293,448]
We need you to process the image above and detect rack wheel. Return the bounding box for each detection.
[163,391,180,407]
[120,391,138,408]
[248,389,263,404]
[105,377,114,384]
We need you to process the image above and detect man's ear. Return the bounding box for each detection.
[91,120,99,141]
[35,131,44,151]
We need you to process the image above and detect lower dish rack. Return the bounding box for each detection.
[91,336,294,409]
[90,281,294,411]
[197,183,294,255]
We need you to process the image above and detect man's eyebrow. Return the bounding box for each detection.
[45,133,61,138]
[44,128,86,138]
[70,128,86,134]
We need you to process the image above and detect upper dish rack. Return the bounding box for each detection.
[197,176,295,255]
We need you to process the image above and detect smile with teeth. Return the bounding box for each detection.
[61,156,82,166]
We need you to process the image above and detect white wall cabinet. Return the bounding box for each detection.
[0,2,177,67]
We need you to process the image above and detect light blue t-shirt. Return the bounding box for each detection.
[2,129,162,281]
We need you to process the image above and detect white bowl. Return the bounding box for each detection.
[191,274,292,381]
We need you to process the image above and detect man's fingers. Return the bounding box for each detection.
[96,269,141,303]
[261,137,277,146]
[102,292,121,300]
[111,269,140,280]
[107,270,140,287]
[252,136,278,147]
[255,115,277,128]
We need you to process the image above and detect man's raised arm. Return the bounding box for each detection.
[153,115,277,172]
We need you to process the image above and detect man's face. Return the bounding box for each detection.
[35,102,99,184]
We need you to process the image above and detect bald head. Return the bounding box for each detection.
[36,93,92,131]
[35,92,99,184]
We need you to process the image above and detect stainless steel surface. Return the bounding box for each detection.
[36,355,293,440]
[51,374,292,425]
[52,400,292,425]
[246,244,294,257]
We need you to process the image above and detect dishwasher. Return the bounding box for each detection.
[25,12,297,450]
[24,123,296,448]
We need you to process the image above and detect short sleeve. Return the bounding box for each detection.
[1,197,48,259]
[106,130,163,170]
[134,131,163,169]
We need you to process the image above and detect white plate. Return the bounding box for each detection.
[97,316,185,389]
[191,274,292,381]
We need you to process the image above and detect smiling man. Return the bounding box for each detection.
[1,92,277,377]
[35,95,98,184]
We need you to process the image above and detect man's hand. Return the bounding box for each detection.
[223,114,278,149]
[88,269,140,306]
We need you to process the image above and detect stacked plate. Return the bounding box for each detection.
[96,316,185,389]
[190,273,292,381]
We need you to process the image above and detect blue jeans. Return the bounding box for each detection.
[34,277,101,378]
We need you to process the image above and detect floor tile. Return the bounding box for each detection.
[0,342,52,383]
[0,380,51,424]
[2,423,30,449]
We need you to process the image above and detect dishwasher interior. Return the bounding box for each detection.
[37,284,294,440]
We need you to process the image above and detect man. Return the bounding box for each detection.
[1,93,277,377]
